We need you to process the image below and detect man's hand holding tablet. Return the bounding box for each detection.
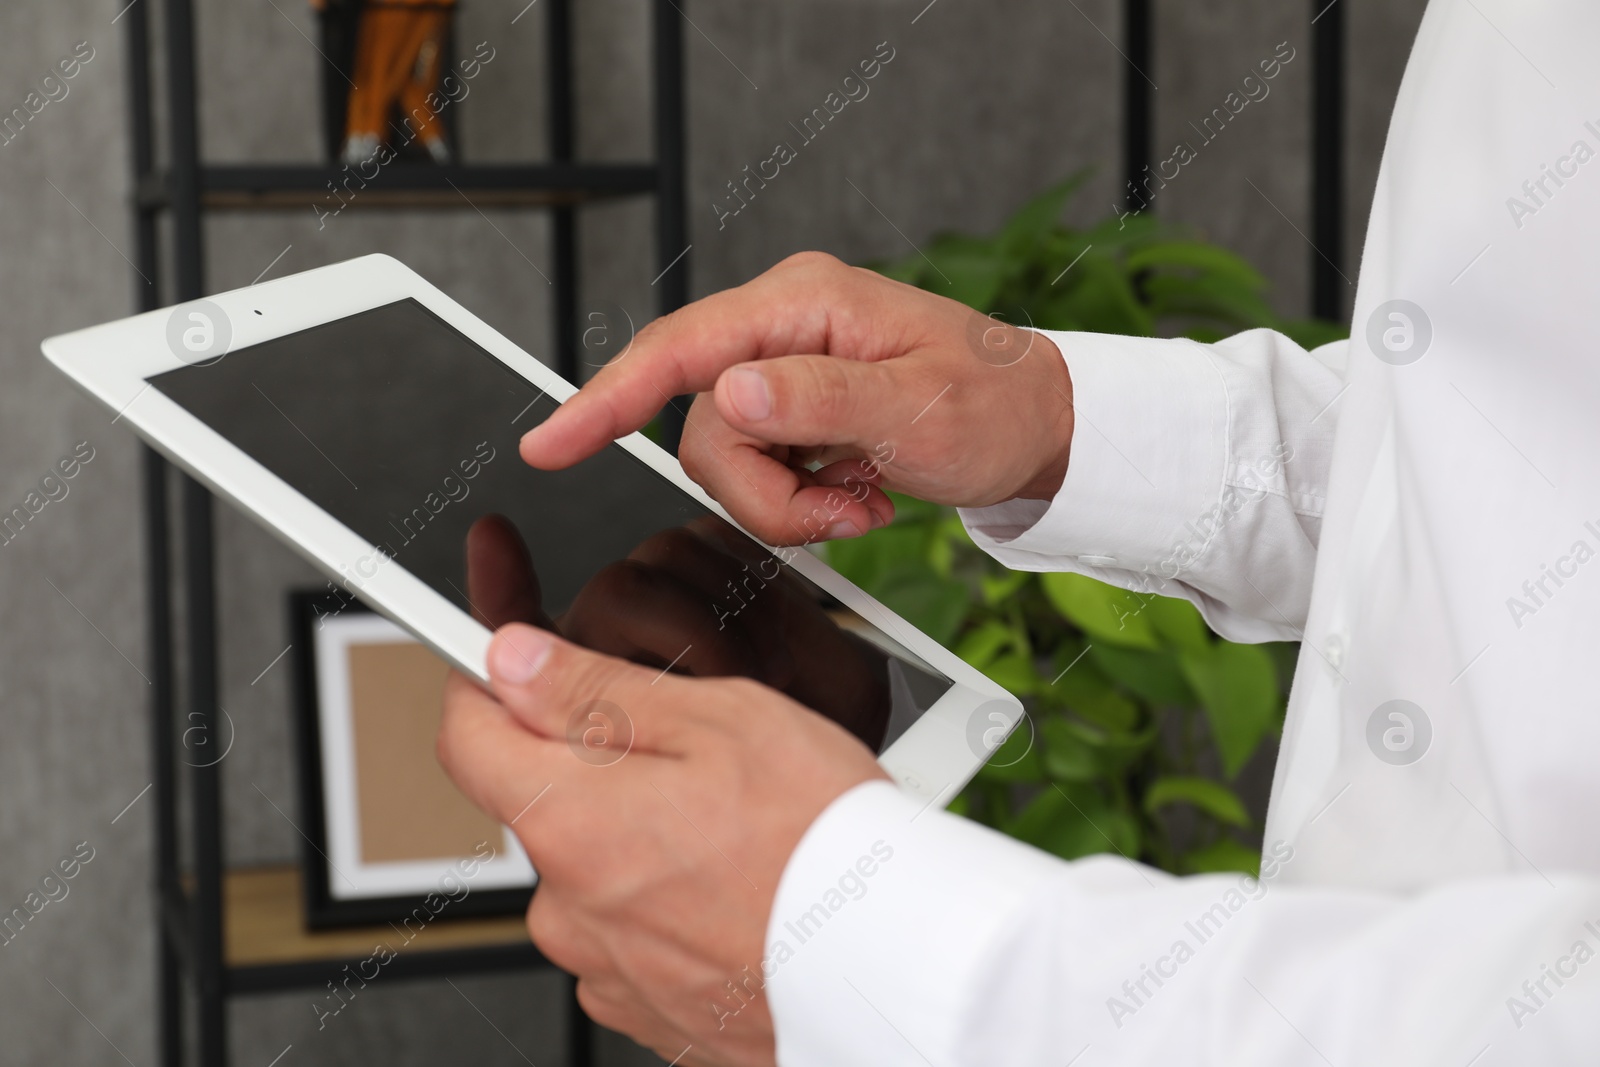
[439,252,1077,1065]
[438,624,886,1065]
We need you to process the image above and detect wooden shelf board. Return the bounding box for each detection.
[224,865,530,968]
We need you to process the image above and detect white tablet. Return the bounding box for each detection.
[43,254,1019,804]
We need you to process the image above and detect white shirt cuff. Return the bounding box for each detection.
[959,329,1228,576]
[762,780,1061,1066]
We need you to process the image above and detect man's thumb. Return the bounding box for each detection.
[484,624,679,758]
[713,355,900,448]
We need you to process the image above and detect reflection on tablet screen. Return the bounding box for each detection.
[151,298,952,753]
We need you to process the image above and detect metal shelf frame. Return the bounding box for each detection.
[133,163,663,210]
[125,1,689,1063]
[1119,0,1347,321]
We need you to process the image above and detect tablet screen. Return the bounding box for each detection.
[151,298,951,752]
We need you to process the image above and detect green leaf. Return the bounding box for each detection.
[1042,641,1141,731]
[980,569,1031,607]
[1089,644,1197,708]
[1006,783,1139,862]
[882,489,945,522]
[865,255,925,287]
[1032,293,1086,333]
[1059,685,1141,734]
[926,232,1007,311]
[872,561,969,647]
[1144,595,1210,652]
[1124,241,1267,294]
[975,717,1045,784]
[1028,235,1096,304]
[980,650,1040,695]
[1262,641,1300,694]
[1142,273,1276,329]
[1082,210,1163,250]
[1040,572,1161,649]
[1041,718,1156,777]
[998,171,1090,259]
[1184,837,1261,877]
[1145,776,1250,827]
[822,521,931,591]
[954,619,1014,669]
[1277,318,1349,352]
[827,519,969,648]
[1182,325,1228,344]
[927,532,955,578]
[936,511,975,543]
[930,514,975,578]
[1058,256,1156,336]
[1039,720,1102,782]
[1179,641,1283,778]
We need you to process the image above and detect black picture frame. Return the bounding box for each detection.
[289,588,533,929]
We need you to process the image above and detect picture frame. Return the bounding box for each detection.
[289,589,535,929]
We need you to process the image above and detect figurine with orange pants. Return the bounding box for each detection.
[310,0,456,165]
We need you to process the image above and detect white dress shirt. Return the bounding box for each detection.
[763,2,1600,1062]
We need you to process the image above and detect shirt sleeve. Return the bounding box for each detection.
[959,328,1347,643]
[765,781,1599,1067]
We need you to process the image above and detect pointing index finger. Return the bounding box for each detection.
[519,256,846,470]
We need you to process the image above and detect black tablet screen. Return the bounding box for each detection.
[151,298,950,752]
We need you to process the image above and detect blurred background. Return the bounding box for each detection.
[0,0,1426,1063]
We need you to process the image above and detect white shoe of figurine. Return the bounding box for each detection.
[341,133,380,168]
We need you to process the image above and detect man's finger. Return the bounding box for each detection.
[626,526,797,684]
[520,255,853,470]
[712,353,921,451]
[678,403,893,545]
[465,514,552,629]
[525,888,609,976]
[437,670,564,826]
[485,623,714,756]
[560,560,766,680]
[575,977,692,1062]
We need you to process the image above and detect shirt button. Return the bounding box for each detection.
[1078,554,1117,566]
[1325,634,1346,669]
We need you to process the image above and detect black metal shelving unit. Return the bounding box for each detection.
[1119,0,1348,320]
[125,2,689,1064]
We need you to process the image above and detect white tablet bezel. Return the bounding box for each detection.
[42,254,1020,805]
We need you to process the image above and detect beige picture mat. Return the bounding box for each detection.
[346,640,503,864]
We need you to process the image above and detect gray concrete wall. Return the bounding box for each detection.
[0,0,1426,1063]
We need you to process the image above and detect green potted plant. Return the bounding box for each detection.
[825,175,1345,875]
